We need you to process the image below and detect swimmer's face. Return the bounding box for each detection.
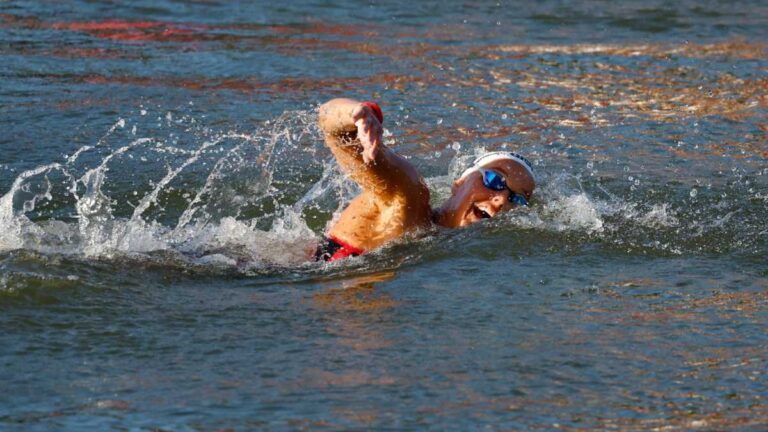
[441,158,535,228]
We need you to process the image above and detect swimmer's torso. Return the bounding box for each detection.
[318,98,432,252]
[328,175,432,251]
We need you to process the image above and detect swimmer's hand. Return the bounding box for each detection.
[318,98,384,165]
[352,103,383,165]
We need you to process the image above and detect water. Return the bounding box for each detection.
[2,1,767,430]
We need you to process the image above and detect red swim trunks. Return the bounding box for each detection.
[314,235,365,262]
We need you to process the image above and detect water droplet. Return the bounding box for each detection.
[437,118,443,125]
[140,109,147,116]
[451,142,461,151]
[501,113,508,120]
[690,188,698,198]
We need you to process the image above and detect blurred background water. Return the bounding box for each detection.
[1,1,767,430]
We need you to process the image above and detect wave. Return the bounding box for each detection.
[0,107,765,279]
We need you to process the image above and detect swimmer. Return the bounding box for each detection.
[315,98,536,262]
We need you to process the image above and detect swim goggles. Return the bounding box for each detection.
[479,168,529,206]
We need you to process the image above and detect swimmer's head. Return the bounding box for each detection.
[458,151,536,183]
[435,151,536,228]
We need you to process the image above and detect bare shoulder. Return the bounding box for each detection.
[378,148,430,204]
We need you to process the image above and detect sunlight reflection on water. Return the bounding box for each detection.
[1,0,767,430]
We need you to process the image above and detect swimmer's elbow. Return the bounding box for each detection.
[318,98,358,136]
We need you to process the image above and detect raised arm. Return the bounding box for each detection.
[318,98,424,200]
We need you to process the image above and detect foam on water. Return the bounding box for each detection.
[1,106,765,274]
[0,108,338,271]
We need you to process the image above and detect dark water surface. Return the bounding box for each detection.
[2,1,767,430]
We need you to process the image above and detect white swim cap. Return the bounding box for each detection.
[459,151,536,182]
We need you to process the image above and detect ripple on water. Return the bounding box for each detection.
[1,1,768,429]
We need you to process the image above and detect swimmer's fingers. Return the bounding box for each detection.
[352,104,382,133]
[362,132,380,164]
[351,103,371,124]
[356,117,381,164]
[353,105,383,165]
[368,120,383,164]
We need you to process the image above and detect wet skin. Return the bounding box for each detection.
[319,98,535,251]
[433,158,535,228]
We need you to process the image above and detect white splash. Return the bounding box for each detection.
[637,203,680,228]
[0,108,339,270]
[545,192,605,233]
[0,163,63,250]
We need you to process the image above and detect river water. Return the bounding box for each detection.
[1,1,767,430]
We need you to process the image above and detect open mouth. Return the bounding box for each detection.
[472,204,492,219]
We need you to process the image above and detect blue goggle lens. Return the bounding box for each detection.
[481,169,529,206]
[481,169,506,190]
[511,194,529,206]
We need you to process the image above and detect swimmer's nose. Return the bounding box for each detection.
[488,193,507,214]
